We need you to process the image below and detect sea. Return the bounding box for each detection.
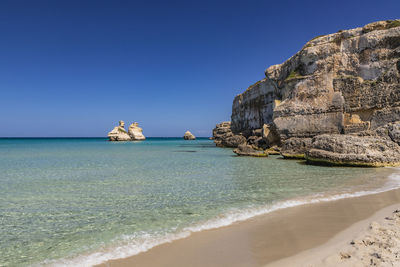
[1,137,399,266]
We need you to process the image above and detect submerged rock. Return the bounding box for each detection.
[233,144,268,157]
[108,120,131,141]
[183,131,196,140]
[306,134,400,167]
[128,122,146,140]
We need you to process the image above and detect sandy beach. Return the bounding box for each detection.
[97,181,400,267]
[2,2,400,265]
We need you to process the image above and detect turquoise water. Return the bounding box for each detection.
[0,138,397,266]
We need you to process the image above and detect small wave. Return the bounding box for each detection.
[43,168,400,267]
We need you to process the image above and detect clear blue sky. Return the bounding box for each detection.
[0,0,399,137]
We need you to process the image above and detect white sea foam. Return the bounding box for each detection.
[43,168,400,267]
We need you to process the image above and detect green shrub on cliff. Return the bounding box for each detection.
[386,20,400,29]
[285,70,304,81]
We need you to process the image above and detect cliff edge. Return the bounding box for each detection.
[214,20,400,166]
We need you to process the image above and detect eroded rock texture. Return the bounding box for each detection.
[212,122,246,148]
[231,20,400,141]
[108,121,146,141]
[108,120,131,141]
[233,144,268,157]
[306,134,400,167]
[214,20,400,162]
[128,122,146,140]
[280,138,312,159]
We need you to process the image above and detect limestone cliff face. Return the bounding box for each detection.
[231,78,278,134]
[231,20,400,141]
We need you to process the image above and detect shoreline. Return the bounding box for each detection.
[267,202,400,266]
[96,169,400,267]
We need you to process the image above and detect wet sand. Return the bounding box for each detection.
[97,187,400,267]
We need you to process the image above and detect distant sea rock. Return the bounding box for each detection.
[128,123,146,140]
[213,19,400,166]
[107,121,131,141]
[107,121,145,141]
[183,131,196,140]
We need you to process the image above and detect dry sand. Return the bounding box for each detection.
[267,203,400,267]
[97,187,400,267]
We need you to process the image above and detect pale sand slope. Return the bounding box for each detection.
[97,187,400,267]
[267,203,400,267]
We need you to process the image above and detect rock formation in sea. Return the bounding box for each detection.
[128,122,146,140]
[212,122,246,148]
[107,121,145,141]
[107,120,132,141]
[213,20,400,165]
[183,131,196,140]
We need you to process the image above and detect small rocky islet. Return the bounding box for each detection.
[183,131,196,140]
[213,20,400,167]
[108,120,146,141]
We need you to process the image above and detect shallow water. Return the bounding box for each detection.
[0,138,397,266]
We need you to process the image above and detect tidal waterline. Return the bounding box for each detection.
[0,138,397,266]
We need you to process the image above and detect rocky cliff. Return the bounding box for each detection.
[215,20,400,166]
[231,20,400,140]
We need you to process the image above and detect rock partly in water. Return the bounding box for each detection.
[108,120,131,141]
[212,122,246,148]
[108,121,146,141]
[225,135,247,148]
[233,144,268,157]
[280,138,312,159]
[212,121,231,146]
[214,20,400,165]
[128,122,146,140]
[229,19,400,152]
[183,131,196,140]
[306,134,400,167]
[265,146,281,155]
